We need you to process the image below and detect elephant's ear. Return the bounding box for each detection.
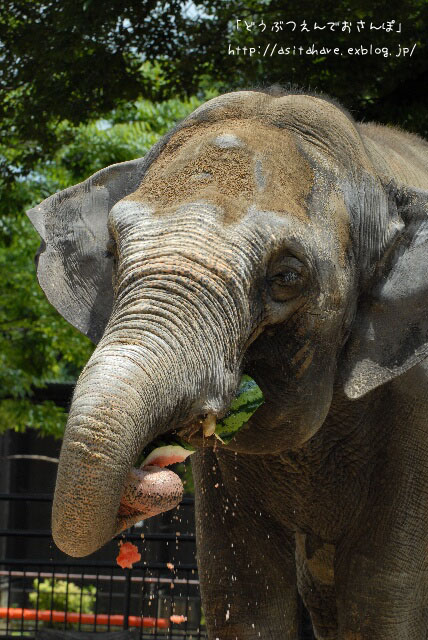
[341,184,428,399]
[27,158,149,343]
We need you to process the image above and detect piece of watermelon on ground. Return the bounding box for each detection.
[170,614,187,623]
[116,541,141,569]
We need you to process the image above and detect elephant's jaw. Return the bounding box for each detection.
[116,465,184,532]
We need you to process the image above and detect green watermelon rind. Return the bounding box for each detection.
[136,374,264,464]
[215,375,264,442]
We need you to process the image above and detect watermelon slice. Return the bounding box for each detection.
[141,442,195,468]
[137,375,264,467]
[138,436,195,469]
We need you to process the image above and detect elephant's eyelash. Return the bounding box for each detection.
[105,239,117,258]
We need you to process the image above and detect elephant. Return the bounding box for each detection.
[27,89,428,640]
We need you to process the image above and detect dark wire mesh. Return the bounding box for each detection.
[0,492,315,639]
[0,493,205,639]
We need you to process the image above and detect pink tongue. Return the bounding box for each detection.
[118,466,183,527]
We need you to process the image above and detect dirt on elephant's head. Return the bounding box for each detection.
[127,117,314,225]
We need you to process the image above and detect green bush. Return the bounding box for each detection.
[28,578,96,614]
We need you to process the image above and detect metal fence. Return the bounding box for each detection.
[0,492,315,639]
[0,493,205,639]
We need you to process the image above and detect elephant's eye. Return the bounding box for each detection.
[275,270,300,285]
[268,258,306,302]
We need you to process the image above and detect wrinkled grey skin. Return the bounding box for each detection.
[28,90,428,639]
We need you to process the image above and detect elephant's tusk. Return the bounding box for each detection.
[202,414,217,437]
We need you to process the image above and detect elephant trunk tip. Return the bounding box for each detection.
[52,463,186,558]
[52,522,112,558]
[52,479,119,557]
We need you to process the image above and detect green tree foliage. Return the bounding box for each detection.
[188,0,428,136]
[0,0,427,183]
[0,1,192,178]
[0,89,211,438]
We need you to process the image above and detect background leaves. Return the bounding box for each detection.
[0,0,426,438]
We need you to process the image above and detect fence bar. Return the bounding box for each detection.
[0,530,196,542]
[0,492,206,639]
[0,493,195,505]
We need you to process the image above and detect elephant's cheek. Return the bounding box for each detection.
[116,466,183,530]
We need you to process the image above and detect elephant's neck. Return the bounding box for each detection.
[272,382,419,540]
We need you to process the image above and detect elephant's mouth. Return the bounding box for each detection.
[114,371,264,532]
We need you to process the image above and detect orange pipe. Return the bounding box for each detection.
[0,607,169,629]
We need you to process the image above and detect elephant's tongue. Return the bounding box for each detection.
[117,466,183,526]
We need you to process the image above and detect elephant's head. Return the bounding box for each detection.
[28,90,428,557]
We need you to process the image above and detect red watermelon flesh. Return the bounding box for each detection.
[143,453,185,467]
[116,541,141,569]
[141,444,194,469]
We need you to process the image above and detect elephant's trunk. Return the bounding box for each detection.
[52,274,245,557]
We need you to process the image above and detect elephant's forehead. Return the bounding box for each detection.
[127,120,314,224]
